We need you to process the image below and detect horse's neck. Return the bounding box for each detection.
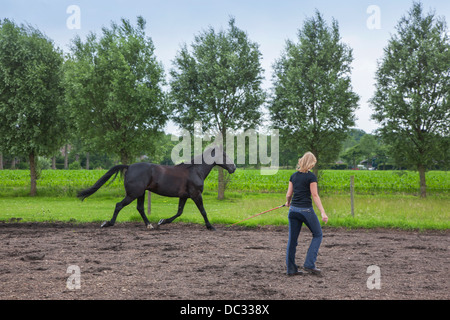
[194,163,215,180]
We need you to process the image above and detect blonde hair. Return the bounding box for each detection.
[296,152,317,173]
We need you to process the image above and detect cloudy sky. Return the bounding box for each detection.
[2,0,449,134]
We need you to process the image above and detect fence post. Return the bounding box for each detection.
[350,175,355,217]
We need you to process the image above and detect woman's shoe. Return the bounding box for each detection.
[287,270,304,276]
[304,267,321,275]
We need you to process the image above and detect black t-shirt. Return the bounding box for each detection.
[289,171,318,208]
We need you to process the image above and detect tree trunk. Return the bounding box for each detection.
[64,144,68,169]
[313,166,319,177]
[85,152,90,170]
[312,150,319,177]
[121,153,129,165]
[418,165,427,198]
[312,150,320,195]
[29,152,37,196]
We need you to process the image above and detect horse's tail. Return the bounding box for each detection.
[77,165,129,201]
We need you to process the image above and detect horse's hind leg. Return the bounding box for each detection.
[136,194,153,229]
[158,197,187,226]
[192,195,215,231]
[101,195,134,228]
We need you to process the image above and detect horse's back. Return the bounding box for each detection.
[126,162,153,179]
[127,162,189,197]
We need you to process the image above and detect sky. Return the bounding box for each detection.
[1,0,449,134]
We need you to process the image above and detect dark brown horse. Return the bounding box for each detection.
[77,148,236,230]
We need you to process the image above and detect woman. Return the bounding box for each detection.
[285,152,328,276]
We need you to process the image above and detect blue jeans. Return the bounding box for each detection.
[286,206,323,274]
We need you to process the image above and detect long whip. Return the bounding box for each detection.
[228,204,286,227]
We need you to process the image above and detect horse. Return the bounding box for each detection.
[77,148,236,231]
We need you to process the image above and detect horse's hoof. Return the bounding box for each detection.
[207,225,216,231]
[146,224,154,230]
[158,219,165,225]
[101,221,112,228]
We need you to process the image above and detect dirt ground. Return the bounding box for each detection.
[0,221,448,300]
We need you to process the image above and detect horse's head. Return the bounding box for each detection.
[219,150,236,174]
[204,146,236,174]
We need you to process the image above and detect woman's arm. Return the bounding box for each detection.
[310,182,328,224]
[285,181,293,207]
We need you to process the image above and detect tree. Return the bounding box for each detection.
[270,11,359,177]
[64,16,167,165]
[341,145,364,169]
[342,128,367,151]
[169,17,266,199]
[370,2,450,197]
[0,19,66,195]
[373,144,390,170]
[359,134,378,169]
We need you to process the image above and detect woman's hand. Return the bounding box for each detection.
[321,213,328,224]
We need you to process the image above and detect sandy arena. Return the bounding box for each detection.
[0,222,448,300]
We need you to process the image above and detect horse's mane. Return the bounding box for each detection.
[175,147,217,167]
[175,162,194,168]
[174,146,228,169]
[175,157,202,168]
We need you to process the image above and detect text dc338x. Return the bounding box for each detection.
[222,304,269,315]
[180,304,269,317]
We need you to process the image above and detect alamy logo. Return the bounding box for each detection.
[366,5,381,30]
[66,5,81,30]
[66,265,81,290]
[366,265,381,290]
[171,122,279,175]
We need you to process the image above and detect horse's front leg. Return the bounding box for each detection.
[158,197,187,227]
[192,195,215,231]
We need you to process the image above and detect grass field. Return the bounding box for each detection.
[0,169,449,230]
[0,191,448,230]
[1,169,449,196]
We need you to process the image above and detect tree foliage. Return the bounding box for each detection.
[0,19,66,195]
[370,2,450,197]
[64,16,167,164]
[269,11,359,176]
[170,17,266,134]
[169,17,266,199]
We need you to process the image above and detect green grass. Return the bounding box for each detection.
[217,169,450,194]
[1,192,448,230]
[0,169,448,230]
[1,169,449,196]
